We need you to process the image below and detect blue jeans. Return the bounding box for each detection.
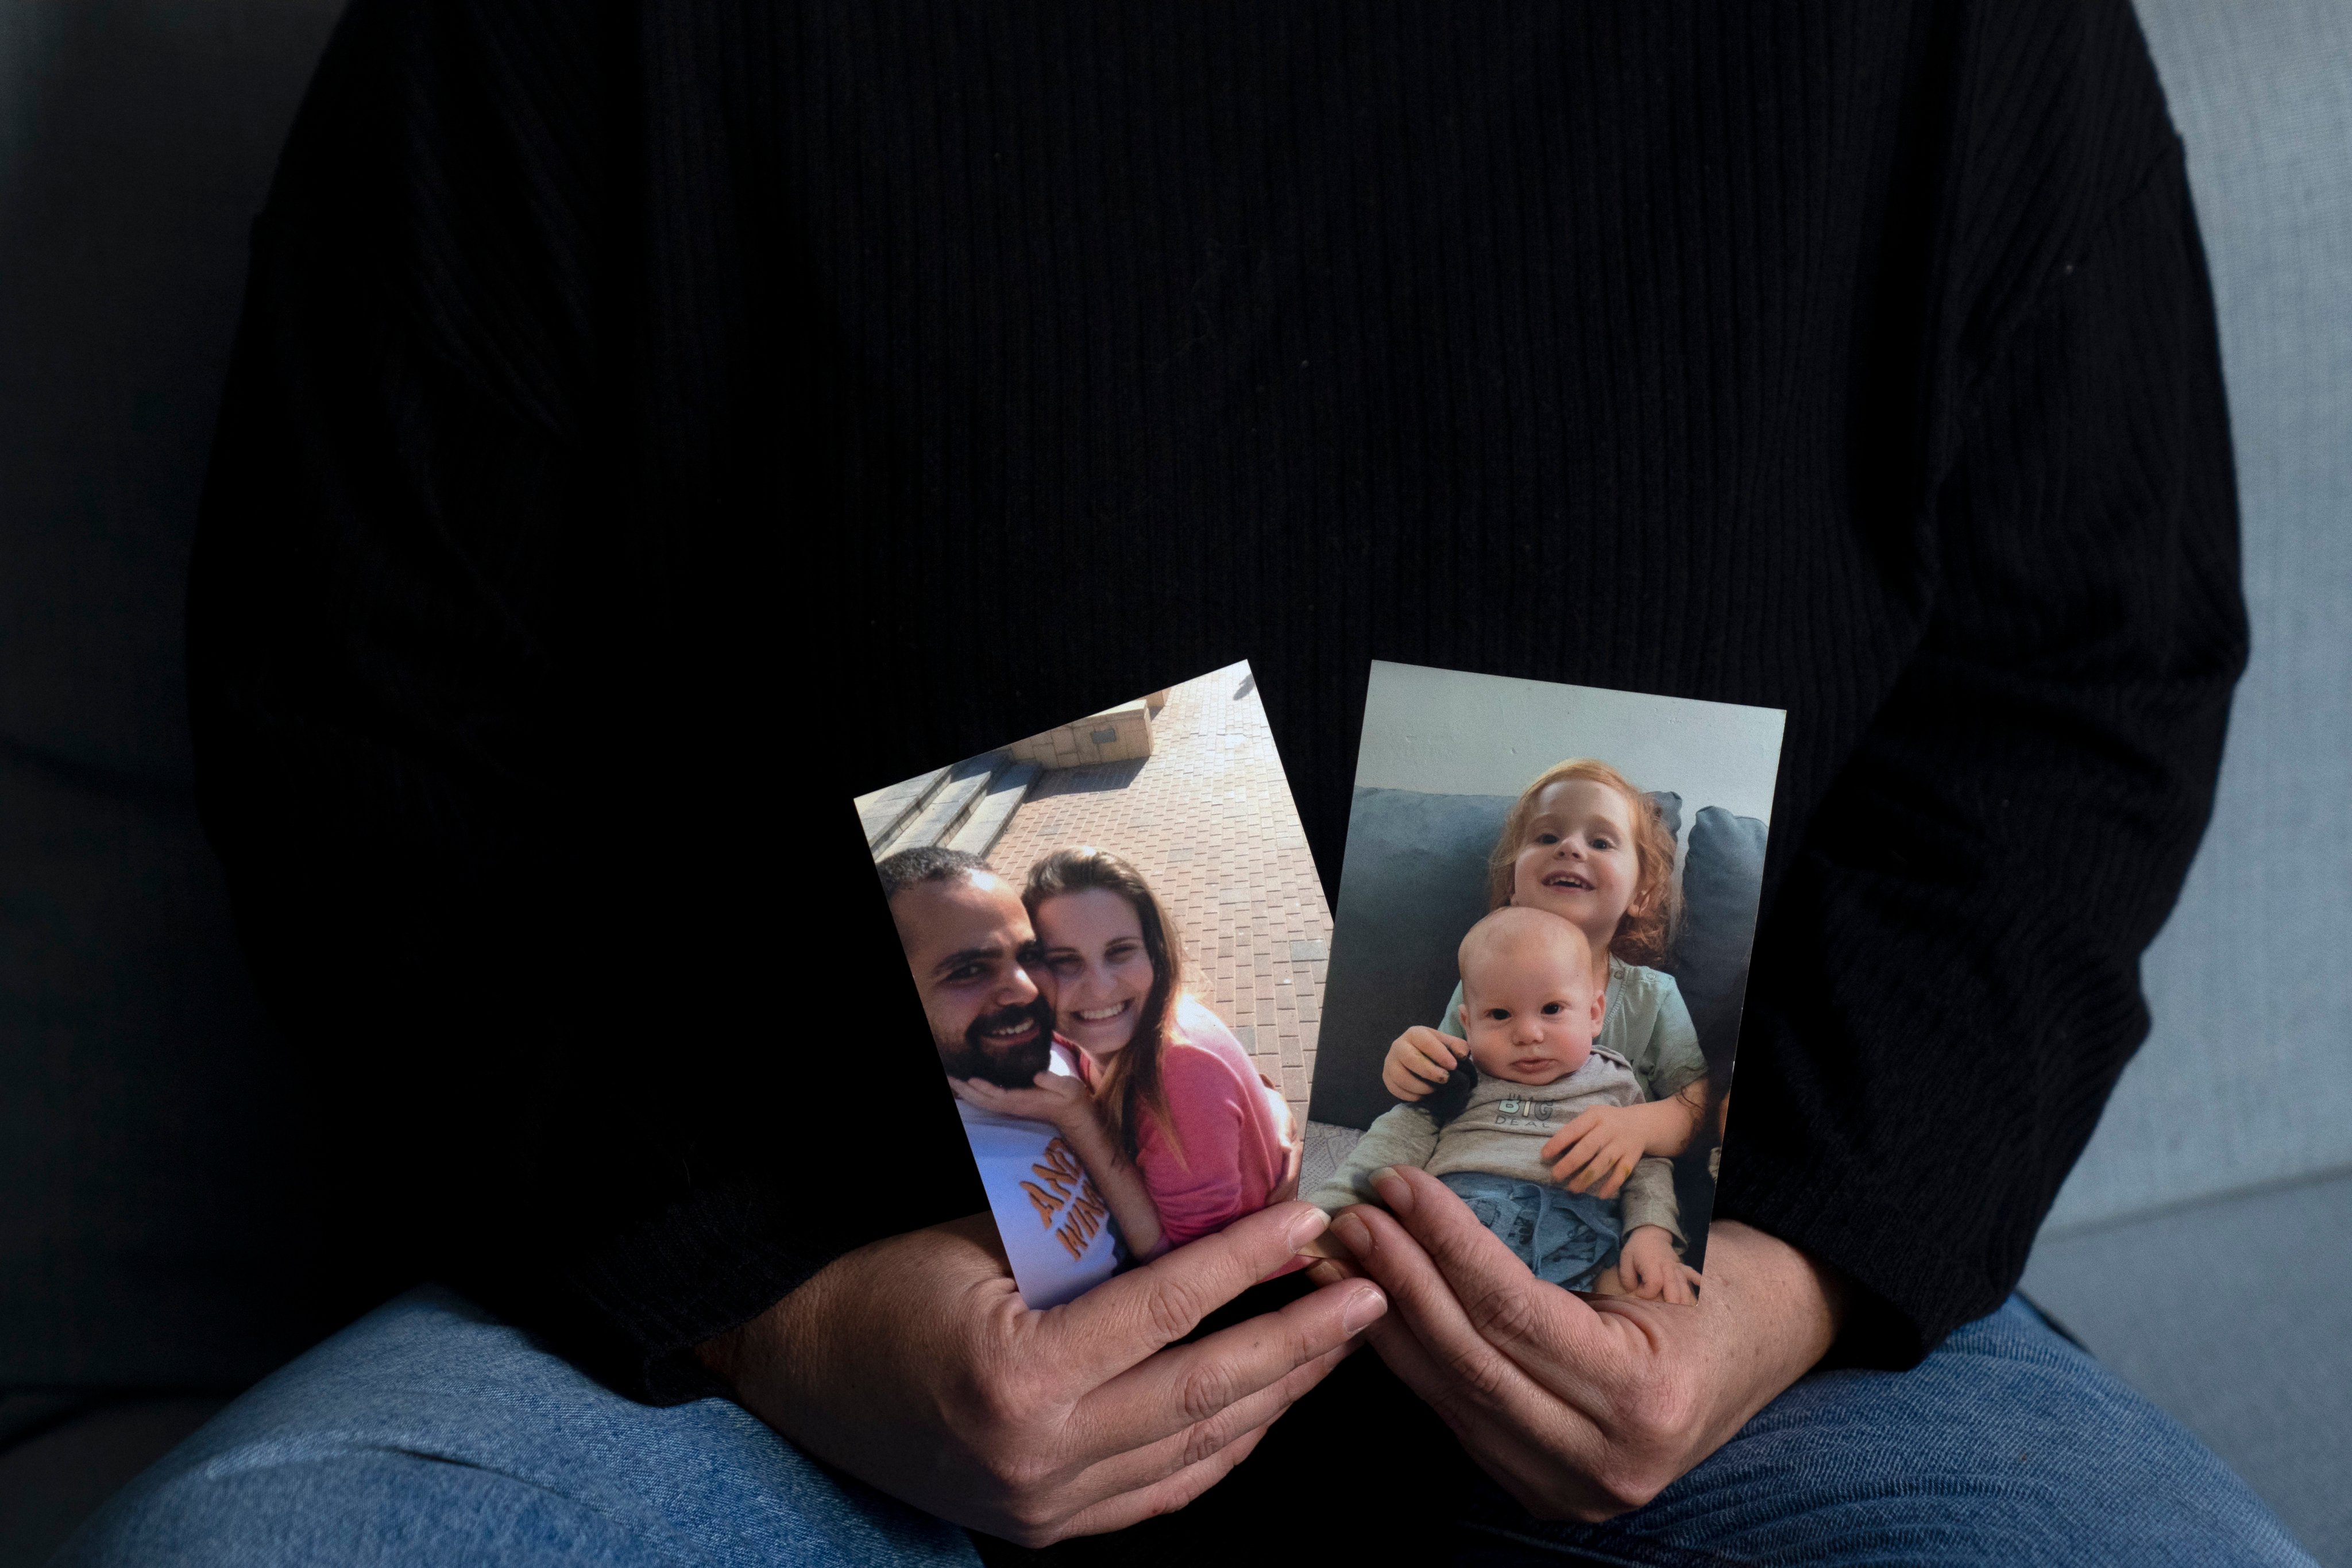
[1443,1170,1623,1290]
[60,1286,2313,1567]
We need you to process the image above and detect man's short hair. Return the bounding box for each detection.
[875,843,991,902]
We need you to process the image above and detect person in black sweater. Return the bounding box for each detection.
[66,0,2314,1563]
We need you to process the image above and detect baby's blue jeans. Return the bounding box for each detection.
[58,1285,2314,1567]
[1443,1170,1622,1290]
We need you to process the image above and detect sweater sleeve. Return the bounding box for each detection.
[1714,140,2245,1368]
[190,0,980,1401]
[1619,1157,1682,1246]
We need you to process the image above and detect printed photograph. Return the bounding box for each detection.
[1302,661,1785,1299]
[855,661,1327,1308]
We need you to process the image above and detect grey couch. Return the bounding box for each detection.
[1,1,2344,1562]
[2015,3,2352,1561]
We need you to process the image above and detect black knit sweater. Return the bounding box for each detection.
[191,0,2242,1399]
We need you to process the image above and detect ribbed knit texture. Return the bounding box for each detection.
[191,0,2242,1396]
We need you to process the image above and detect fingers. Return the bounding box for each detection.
[1557,1145,1609,1193]
[1304,1256,1366,1285]
[1073,1260,1385,1455]
[1401,1030,1462,1077]
[1405,1027,1460,1061]
[1561,1145,1635,1198]
[1044,1420,1276,1543]
[1588,1153,1635,1202]
[1547,1130,1606,1188]
[1540,1109,1603,1165]
[1053,1202,1356,1387]
[1335,1199,1611,1504]
[1341,1168,1617,1391]
[1069,1318,1361,1504]
[1352,1281,1465,1409]
[1543,1118,1631,1195]
[1384,1033,1457,1099]
[1323,1184,1551,1419]
[1349,1333,1609,1524]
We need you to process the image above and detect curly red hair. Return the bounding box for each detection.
[1484,758,1681,966]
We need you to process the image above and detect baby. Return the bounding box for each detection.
[1307,905,1697,1300]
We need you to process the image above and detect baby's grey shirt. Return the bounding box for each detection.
[1306,1046,1683,1242]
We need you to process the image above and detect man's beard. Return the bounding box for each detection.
[937,997,1057,1088]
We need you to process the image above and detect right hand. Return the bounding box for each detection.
[1312,1168,1839,1522]
[698,1203,1388,1546]
[1382,1026,1468,1100]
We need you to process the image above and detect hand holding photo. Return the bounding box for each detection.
[1301,662,1784,1303]
[858,661,1326,1308]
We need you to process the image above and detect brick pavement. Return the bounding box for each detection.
[985,661,1331,1126]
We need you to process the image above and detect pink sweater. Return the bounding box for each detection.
[1080,995,1290,1250]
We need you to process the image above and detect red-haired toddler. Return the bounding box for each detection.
[1381,759,1710,1244]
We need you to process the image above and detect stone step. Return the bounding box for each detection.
[874,753,1002,860]
[945,762,1040,860]
[854,764,952,849]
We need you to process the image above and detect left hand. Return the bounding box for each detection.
[1311,1165,1841,1520]
[951,1069,1096,1136]
[1539,1103,1647,1198]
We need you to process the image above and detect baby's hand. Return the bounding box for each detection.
[1617,1225,1701,1305]
[1541,1103,1646,1198]
[1382,1026,1468,1100]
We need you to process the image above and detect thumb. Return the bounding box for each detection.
[1361,1166,1593,1363]
[1051,1200,1335,1381]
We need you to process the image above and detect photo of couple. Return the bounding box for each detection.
[856,662,1323,1307]
[1303,662,1784,1303]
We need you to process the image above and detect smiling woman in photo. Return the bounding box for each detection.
[1019,847,1301,1255]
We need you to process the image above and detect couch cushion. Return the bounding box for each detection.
[1313,789,1508,1129]
[1674,805,1768,1072]
[0,0,345,1388]
[2022,1171,2352,1566]
[0,758,318,1388]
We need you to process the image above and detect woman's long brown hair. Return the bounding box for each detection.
[1023,846,1186,1165]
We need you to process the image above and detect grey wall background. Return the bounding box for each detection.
[1352,660,1785,856]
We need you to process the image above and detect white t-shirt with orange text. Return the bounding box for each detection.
[956,1041,1124,1308]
